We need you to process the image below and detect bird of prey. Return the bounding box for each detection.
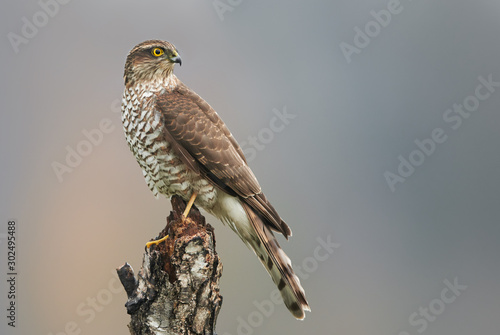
[121,40,310,319]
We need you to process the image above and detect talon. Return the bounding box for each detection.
[146,234,169,248]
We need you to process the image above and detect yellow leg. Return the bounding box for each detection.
[146,234,169,248]
[182,191,198,218]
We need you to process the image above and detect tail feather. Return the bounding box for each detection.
[241,202,311,319]
[244,193,292,238]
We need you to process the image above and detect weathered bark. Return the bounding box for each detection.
[117,195,223,335]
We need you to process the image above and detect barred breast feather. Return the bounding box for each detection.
[121,79,218,207]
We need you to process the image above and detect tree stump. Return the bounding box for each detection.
[117,195,223,335]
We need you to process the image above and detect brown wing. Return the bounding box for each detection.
[157,81,291,238]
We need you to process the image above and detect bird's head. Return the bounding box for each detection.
[124,40,182,86]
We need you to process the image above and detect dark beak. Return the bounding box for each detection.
[171,55,182,66]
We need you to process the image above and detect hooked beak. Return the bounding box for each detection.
[171,55,182,66]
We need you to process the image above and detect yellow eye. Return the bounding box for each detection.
[151,48,164,57]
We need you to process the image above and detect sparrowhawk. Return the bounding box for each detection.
[121,40,310,319]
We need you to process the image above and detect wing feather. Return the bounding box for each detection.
[156,81,291,237]
[158,83,260,197]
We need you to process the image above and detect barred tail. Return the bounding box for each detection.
[240,202,310,319]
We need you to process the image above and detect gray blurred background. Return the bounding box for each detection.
[1,1,499,334]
